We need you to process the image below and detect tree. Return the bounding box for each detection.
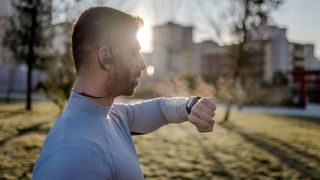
[222,0,283,122]
[4,0,53,110]
[190,0,283,122]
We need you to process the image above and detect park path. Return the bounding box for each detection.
[223,103,320,118]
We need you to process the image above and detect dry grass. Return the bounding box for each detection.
[0,101,319,179]
[134,110,320,179]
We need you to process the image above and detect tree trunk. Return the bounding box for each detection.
[25,1,37,110]
[222,0,250,122]
[223,102,232,122]
[26,61,32,110]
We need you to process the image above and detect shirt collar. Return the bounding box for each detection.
[67,90,110,117]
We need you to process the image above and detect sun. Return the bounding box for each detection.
[137,25,152,53]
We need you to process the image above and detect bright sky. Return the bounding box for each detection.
[134,0,320,58]
[51,0,320,58]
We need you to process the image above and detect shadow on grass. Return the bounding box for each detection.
[0,109,27,119]
[190,132,234,179]
[0,121,49,146]
[262,133,320,165]
[268,114,320,126]
[221,122,320,179]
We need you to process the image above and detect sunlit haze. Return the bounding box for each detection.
[137,25,152,53]
[146,65,155,76]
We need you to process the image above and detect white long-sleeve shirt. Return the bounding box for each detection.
[32,90,189,180]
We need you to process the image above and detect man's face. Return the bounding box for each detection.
[113,40,145,96]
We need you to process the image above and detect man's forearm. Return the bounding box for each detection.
[124,97,189,134]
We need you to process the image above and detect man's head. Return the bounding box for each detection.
[72,6,146,96]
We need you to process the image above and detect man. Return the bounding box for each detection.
[33,6,216,180]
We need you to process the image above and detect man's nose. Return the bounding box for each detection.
[138,53,146,71]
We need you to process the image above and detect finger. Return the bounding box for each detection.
[196,103,215,117]
[201,120,214,131]
[188,113,212,129]
[189,113,211,128]
[197,124,213,131]
[191,107,214,124]
[198,119,215,131]
[202,97,216,111]
[197,124,213,133]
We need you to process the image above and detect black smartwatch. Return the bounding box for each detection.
[185,96,201,114]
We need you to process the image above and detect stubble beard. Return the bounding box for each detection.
[120,76,138,96]
[112,56,140,96]
[112,72,138,97]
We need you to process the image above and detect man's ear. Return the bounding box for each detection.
[98,46,115,70]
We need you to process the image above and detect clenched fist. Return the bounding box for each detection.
[187,97,216,133]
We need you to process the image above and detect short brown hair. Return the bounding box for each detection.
[72,6,143,73]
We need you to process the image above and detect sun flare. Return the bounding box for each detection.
[146,65,155,76]
[137,26,152,53]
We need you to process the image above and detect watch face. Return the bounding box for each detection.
[186,100,193,107]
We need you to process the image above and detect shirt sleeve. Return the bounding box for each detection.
[33,148,111,180]
[114,97,189,134]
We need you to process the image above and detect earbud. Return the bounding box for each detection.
[97,47,115,70]
[103,56,115,65]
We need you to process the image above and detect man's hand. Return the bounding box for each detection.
[187,97,216,133]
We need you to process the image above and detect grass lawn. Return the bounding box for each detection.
[0,101,319,179]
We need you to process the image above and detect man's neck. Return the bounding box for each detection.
[73,78,116,107]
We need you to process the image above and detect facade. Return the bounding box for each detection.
[289,43,320,70]
[144,22,232,80]
[248,25,290,83]
[144,23,320,84]
[141,23,229,81]
[1,2,319,91]
[245,25,320,84]
[240,42,266,82]
[144,22,199,79]
[195,41,230,77]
